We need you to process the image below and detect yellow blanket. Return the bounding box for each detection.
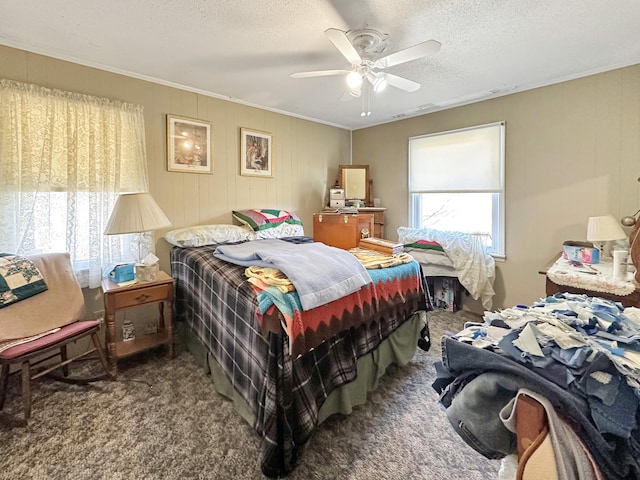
[348,247,414,269]
[245,265,295,293]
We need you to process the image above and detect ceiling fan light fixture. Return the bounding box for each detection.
[346,71,363,89]
[373,76,387,93]
[290,27,440,118]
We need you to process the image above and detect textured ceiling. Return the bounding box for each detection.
[1,1,640,130]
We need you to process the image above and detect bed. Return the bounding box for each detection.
[432,292,640,479]
[168,225,428,477]
[398,226,496,310]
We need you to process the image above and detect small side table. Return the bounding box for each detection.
[101,271,175,375]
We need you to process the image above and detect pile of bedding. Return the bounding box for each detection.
[433,293,640,479]
[398,226,496,309]
[217,239,425,357]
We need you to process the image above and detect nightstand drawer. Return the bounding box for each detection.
[111,283,172,309]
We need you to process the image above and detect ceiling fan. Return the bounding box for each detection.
[290,28,441,98]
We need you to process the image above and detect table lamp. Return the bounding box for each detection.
[104,192,172,279]
[586,214,627,259]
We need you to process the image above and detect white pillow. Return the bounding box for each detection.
[255,223,305,239]
[164,224,256,247]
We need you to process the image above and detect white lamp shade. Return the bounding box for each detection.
[586,214,627,242]
[104,192,172,234]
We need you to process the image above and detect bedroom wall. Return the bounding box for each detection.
[0,44,351,277]
[353,64,640,311]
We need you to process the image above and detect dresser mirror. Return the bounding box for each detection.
[338,164,370,205]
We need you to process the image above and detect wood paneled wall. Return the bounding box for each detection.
[353,64,640,311]
[0,45,350,274]
[3,43,639,313]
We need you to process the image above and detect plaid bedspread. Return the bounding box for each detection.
[170,239,427,477]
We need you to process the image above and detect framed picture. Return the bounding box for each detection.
[167,114,212,174]
[240,128,273,177]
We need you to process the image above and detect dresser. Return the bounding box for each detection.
[357,207,386,239]
[313,213,374,249]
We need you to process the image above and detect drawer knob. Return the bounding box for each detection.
[135,293,151,302]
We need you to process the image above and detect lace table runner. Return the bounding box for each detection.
[547,256,638,296]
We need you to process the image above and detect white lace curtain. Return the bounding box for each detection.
[0,79,149,288]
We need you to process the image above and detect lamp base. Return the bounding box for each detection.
[592,241,607,259]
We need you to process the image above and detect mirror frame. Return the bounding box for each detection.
[338,164,370,206]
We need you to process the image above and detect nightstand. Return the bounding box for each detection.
[101,271,175,375]
[539,253,640,307]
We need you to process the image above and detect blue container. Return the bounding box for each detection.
[105,263,135,283]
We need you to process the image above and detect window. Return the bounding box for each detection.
[0,79,149,288]
[408,122,505,257]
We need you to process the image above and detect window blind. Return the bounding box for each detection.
[409,122,504,192]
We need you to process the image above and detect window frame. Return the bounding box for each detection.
[407,122,505,258]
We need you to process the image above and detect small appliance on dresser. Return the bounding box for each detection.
[329,186,345,208]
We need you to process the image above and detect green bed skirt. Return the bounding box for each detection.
[182,311,426,427]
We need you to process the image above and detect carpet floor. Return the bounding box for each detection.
[0,310,501,480]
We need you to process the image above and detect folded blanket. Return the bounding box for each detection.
[348,247,414,269]
[246,266,295,293]
[214,239,371,311]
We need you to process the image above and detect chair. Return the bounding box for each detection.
[0,252,113,421]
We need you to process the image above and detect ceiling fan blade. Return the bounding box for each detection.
[290,69,350,78]
[324,28,362,66]
[383,73,421,92]
[376,40,441,69]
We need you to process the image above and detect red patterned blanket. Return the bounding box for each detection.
[253,259,426,357]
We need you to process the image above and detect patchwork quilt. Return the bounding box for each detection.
[0,253,48,309]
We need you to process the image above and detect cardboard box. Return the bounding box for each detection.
[562,245,600,264]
